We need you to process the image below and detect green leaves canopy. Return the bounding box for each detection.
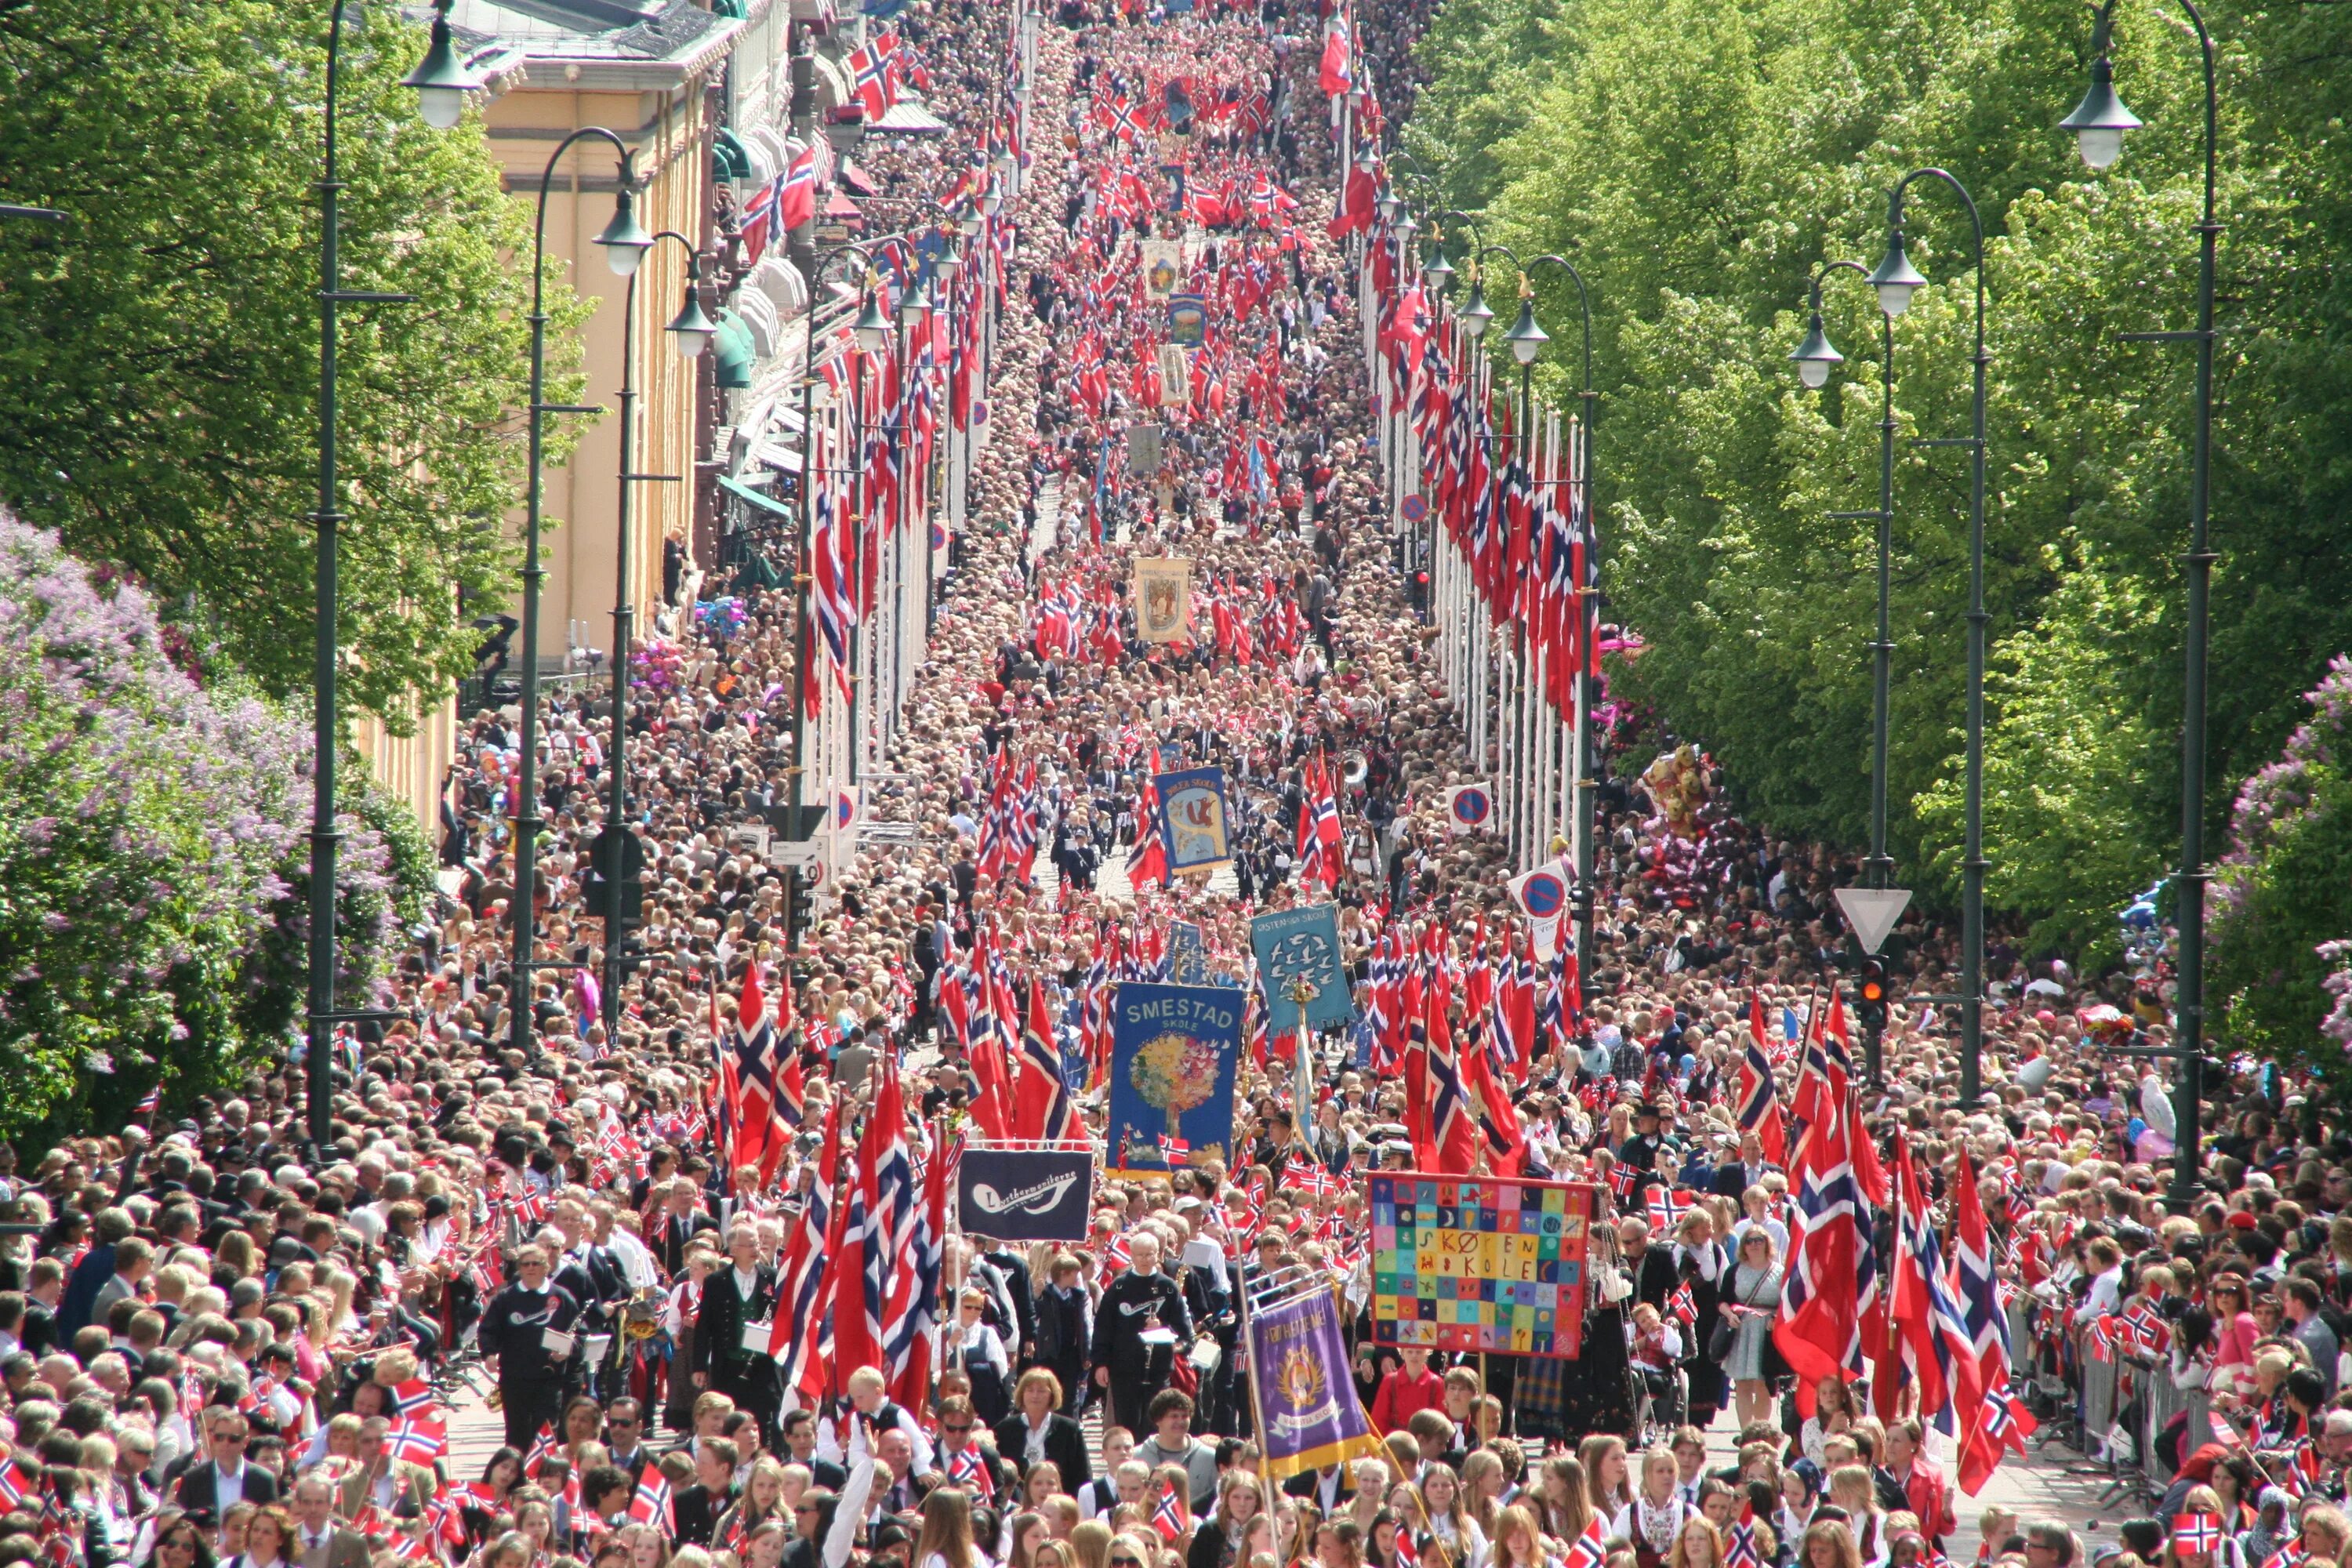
[0,0,587,726]
[1410,0,2352,960]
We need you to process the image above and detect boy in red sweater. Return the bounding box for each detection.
[1370,1344,1445,1434]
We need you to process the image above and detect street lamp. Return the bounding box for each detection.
[400,0,485,129]
[1869,169,1991,1105]
[2061,0,2220,1210]
[296,0,488,1149]
[1502,279,1549,366]
[1786,260,1902,1080]
[854,288,892,352]
[506,128,643,1065]
[597,229,706,1036]
[1519,254,1600,1029]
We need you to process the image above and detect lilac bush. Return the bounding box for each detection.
[2209,656,2352,1069]
[0,513,423,1134]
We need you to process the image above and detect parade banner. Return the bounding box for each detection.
[1107,982,1243,1176]
[1156,343,1191,405]
[1367,1174,1602,1358]
[1132,556,1192,643]
[1168,920,1209,983]
[1250,902,1355,1029]
[1246,1286,1388,1480]
[1155,766,1232,873]
[1141,240,1184,299]
[955,1148,1094,1242]
[1167,292,1207,347]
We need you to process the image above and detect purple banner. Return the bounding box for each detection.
[1245,1287,1385,1481]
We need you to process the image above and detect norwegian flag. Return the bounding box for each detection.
[1563,1518,1609,1568]
[349,1504,395,1544]
[1889,1128,1983,1442]
[946,1444,994,1496]
[2262,1546,2307,1568]
[1739,993,1789,1165]
[507,1185,550,1229]
[1954,1148,2024,1494]
[1159,1134,1191,1163]
[1646,1187,1695,1236]
[390,1376,437,1417]
[629,1475,675,1537]
[1098,1228,1133,1287]
[1668,1283,1697,1327]
[1773,1077,1869,1406]
[1152,1485,1185,1543]
[770,1098,839,1403]
[387,1416,448,1465]
[522,1422,558,1479]
[844,34,900,120]
[1726,1510,1763,1568]
[0,1461,32,1510]
[2172,1516,2225,1557]
[134,1085,162,1123]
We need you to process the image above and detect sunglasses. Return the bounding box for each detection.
[1114,1558,1146,1566]
[942,1424,973,1434]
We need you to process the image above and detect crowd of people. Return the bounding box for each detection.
[4,14,2351,1568]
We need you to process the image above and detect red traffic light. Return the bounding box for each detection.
[1861,980,1884,1003]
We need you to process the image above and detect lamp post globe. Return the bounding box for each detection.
[1789,313,1842,390]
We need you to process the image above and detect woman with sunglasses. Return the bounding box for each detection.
[141,1518,217,1568]
[1112,1531,1162,1568]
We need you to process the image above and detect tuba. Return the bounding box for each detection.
[622,1287,665,1339]
[1342,751,1368,789]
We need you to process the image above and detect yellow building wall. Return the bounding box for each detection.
[482,80,712,690]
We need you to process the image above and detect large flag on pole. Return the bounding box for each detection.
[1773,1090,1864,1409]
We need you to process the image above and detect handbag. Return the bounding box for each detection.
[1707,1316,1737,1363]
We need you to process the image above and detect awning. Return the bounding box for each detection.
[718,474,795,517]
[756,441,804,474]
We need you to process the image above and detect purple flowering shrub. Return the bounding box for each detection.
[2209,656,2352,1072]
[0,514,426,1134]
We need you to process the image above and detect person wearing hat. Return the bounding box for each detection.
[1618,1104,1668,1204]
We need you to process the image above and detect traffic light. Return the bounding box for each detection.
[612,931,647,980]
[1857,959,1888,1033]
[784,867,815,946]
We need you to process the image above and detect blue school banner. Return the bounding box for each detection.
[1155,765,1232,873]
[1250,902,1356,1029]
[1169,920,1209,984]
[1107,982,1243,1177]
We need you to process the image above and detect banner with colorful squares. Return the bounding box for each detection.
[1366,1175,1603,1359]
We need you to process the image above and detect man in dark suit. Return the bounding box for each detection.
[781,1409,847,1490]
[670,1440,738,1548]
[991,1369,1089,1487]
[1710,1130,1777,1199]
[693,1225,780,1443]
[173,1412,279,1518]
[654,1180,716,1278]
[603,1399,658,1485]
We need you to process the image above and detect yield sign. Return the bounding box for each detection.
[1835,887,1913,956]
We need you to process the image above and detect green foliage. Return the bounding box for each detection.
[0,0,590,730]
[1407,0,2352,960]
[0,514,434,1141]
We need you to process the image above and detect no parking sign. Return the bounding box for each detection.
[1444,782,1494,833]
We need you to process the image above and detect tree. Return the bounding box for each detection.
[0,0,589,728]
[1404,0,2352,957]
[0,511,431,1138]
